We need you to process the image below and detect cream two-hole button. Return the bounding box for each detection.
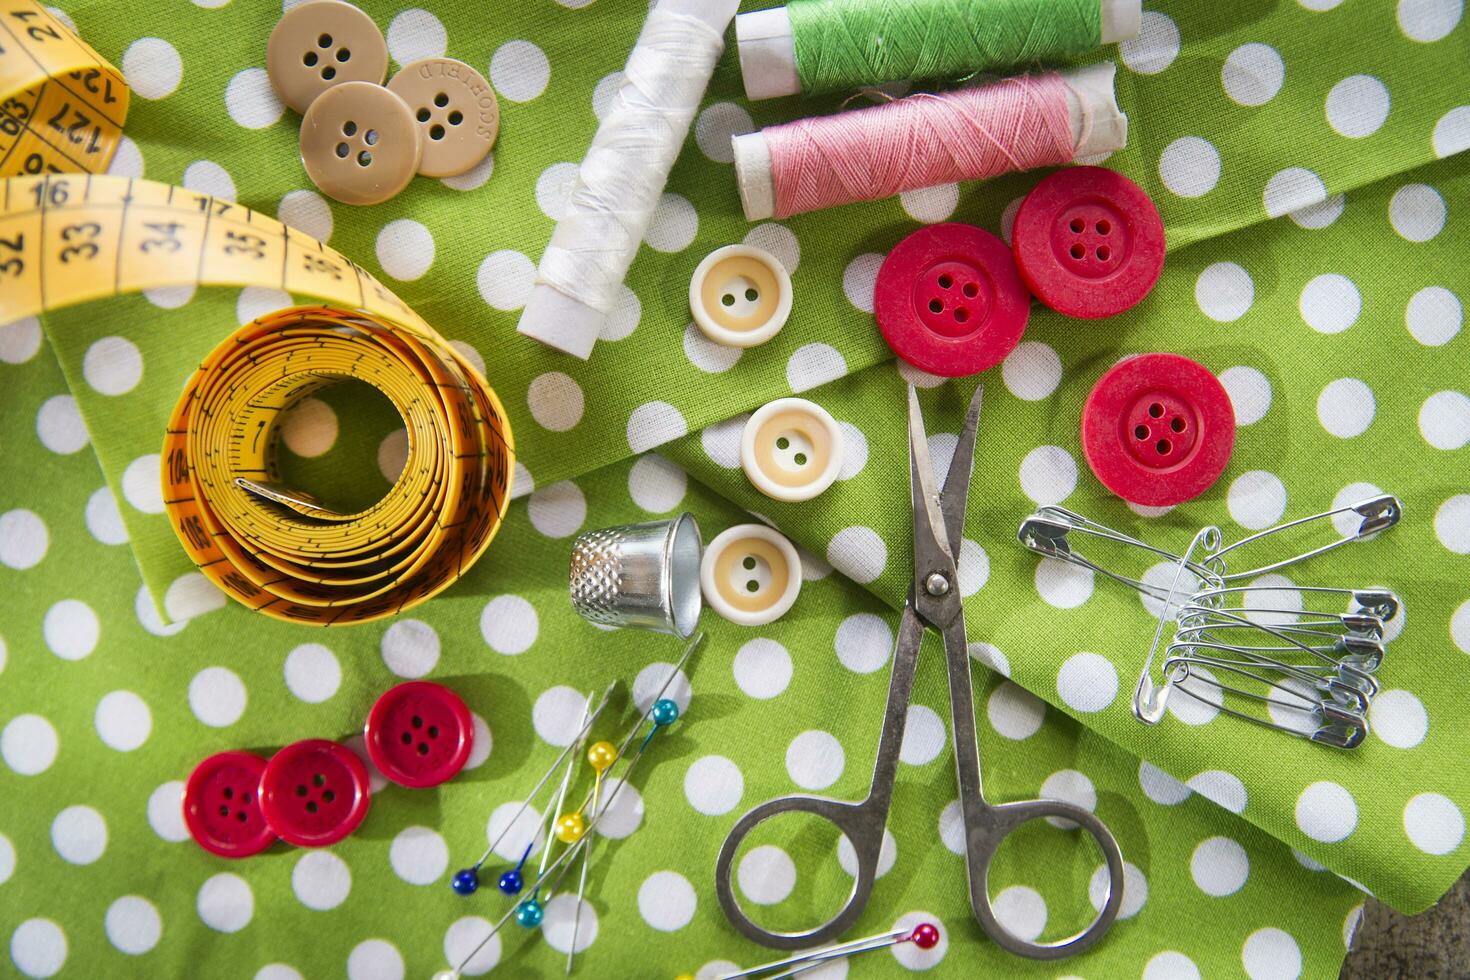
[300,81,422,206]
[267,0,389,114]
[700,524,802,627]
[689,244,792,348]
[741,398,844,503]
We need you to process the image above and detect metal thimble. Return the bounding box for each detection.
[569,513,703,638]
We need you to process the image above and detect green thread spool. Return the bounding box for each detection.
[735,0,1137,101]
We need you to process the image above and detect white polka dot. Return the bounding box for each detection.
[189,667,246,728]
[1399,0,1463,40]
[83,336,143,395]
[225,68,283,129]
[106,135,144,178]
[1089,861,1148,920]
[1018,445,1077,505]
[633,661,692,714]
[390,826,448,885]
[142,283,196,310]
[1056,652,1118,713]
[122,38,182,100]
[1221,43,1284,106]
[1039,769,1097,830]
[197,873,254,933]
[442,917,500,976]
[280,397,337,457]
[1332,482,1387,537]
[1191,836,1249,896]
[593,776,644,838]
[284,643,340,703]
[121,454,164,514]
[489,40,549,101]
[441,152,495,191]
[624,454,684,513]
[827,526,887,584]
[1326,75,1390,138]
[989,885,1046,941]
[35,395,87,455]
[463,713,492,771]
[1433,105,1470,157]
[900,183,959,223]
[1035,557,1093,608]
[737,845,795,905]
[732,638,792,700]
[1187,770,1247,813]
[43,599,98,661]
[526,372,584,432]
[533,686,589,747]
[938,800,966,856]
[183,159,236,201]
[696,101,754,163]
[1290,192,1346,229]
[479,594,538,655]
[1367,688,1428,749]
[683,321,742,373]
[238,286,291,324]
[835,613,892,674]
[1168,666,1225,725]
[148,782,188,842]
[1242,928,1302,980]
[684,755,744,816]
[0,509,47,570]
[1317,378,1375,438]
[1144,951,1201,980]
[592,284,640,342]
[477,250,534,310]
[969,642,1010,677]
[1389,183,1447,242]
[891,911,947,970]
[1296,781,1358,842]
[292,851,351,910]
[927,433,957,485]
[591,71,623,120]
[1119,11,1179,74]
[450,340,486,378]
[787,342,847,393]
[1294,849,1327,872]
[386,8,447,63]
[50,805,106,865]
[743,223,800,273]
[380,619,440,677]
[646,193,698,252]
[1406,286,1462,346]
[701,414,746,468]
[164,572,225,621]
[346,939,404,980]
[1344,904,1364,949]
[0,317,42,363]
[998,195,1026,244]
[1264,167,1328,218]
[836,422,869,480]
[786,730,844,789]
[1299,274,1361,334]
[1299,0,1344,7]
[1437,495,1470,554]
[534,161,579,220]
[955,538,989,598]
[1001,342,1062,400]
[899,704,945,766]
[1218,366,1272,425]
[9,919,66,978]
[377,429,408,483]
[95,690,150,751]
[84,489,126,549]
[638,870,697,931]
[987,682,1045,740]
[1420,391,1470,449]
[485,801,543,861]
[627,401,688,453]
[1157,135,1221,198]
[105,896,161,956]
[528,480,586,538]
[541,894,597,956]
[836,827,897,882]
[842,253,883,312]
[1227,470,1287,530]
[1404,793,1465,854]
[1195,261,1255,321]
[1139,760,1191,805]
[376,219,435,281]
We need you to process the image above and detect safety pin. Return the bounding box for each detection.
[1135,526,1221,723]
[1017,509,1217,601]
[1160,657,1368,749]
[1206,494,1402,580]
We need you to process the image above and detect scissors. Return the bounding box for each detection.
[715,386,1124,959]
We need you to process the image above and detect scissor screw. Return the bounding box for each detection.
[925,573,950,596]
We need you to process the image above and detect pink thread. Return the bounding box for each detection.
[766,73,1077,219]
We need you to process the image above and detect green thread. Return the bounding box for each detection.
[788,0,1102,95]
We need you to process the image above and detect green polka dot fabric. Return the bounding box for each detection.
[1,0,1467,977]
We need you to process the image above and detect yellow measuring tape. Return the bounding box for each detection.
[0,0,128,177]
[1,173,515,625]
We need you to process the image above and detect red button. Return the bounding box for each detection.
[874,223,1030,378]
[1012,166,1165,319]
[259,739,372,847]
[363,681,474,788]
[1081,353,1236,507]
[183,751,276,859]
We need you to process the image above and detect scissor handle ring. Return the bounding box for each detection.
[968,799,1125,960]
[714,794,883,951]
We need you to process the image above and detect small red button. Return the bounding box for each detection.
[364,681,474,788]
[259,739,372,847]
[1081,353,1235,507]
[184,751,276,859]
[874,223,1030,378]
[1012,166,1165,319]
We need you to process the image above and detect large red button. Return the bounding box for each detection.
[1081,353,1235,507]
[1012,166,1165,319]
[874,223,1030,378]
[363,681,474,788]
[259,739,372,847]
[183,751,276,859]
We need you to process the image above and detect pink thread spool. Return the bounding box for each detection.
[732,62,1127,221]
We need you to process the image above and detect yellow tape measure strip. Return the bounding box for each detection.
[1,173,515,625]
[0,0,128,177]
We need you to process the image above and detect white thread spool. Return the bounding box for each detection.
[732,61,1129,222]
[518,0,740,360]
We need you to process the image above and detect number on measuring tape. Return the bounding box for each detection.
[223,229,267,259]
[58,220,100,262]
[140,221,183,253]
[0,231,22,277]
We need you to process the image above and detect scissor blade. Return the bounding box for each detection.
[908,386,952,565]
[939,385,983,557]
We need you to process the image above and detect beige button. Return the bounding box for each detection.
[386,58,499,178]
[700,524,802,627]
[689,244,792,348]
[268,0,389,114]
[300,82,422,206]
[741,398,844,503]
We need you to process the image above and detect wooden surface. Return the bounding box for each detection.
[1341,870,1470,978]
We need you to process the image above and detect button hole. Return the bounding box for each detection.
[744,287,758,302]
[336,48,351,63]
[429,124,445,141]
[218,805,229,817]
[318,33,332,48]
[954,307,970,323]
[742,556,757,570]
[296,785,308,797]
[1069,244,1084,259]
[335,142,349,159]
[223,787,234,799]
[793,452,807,466]
[428,725,439,738]
[1096,245,1111,261]
[313,773,325,787]
[357,150,373,167]
[306,801,318,813]
[775,437,789,450]
[1097,220,1111,234]
[447,110,463,126]
[1069,218,1084,233]
[401,732,412,744]
[434,92,449,108]
[937,274,953,289]
[364,129,378,146]
[721,293,735,307]
[342,120,357,137]
[236,811,247,823]
[242,792,252,804]
[745,580,759,593]
[928,298,943,313]
[417,742,430,755]
[1134,425,1149,440]
[416,108,431,123]
[962,282,978,298]
[323,790,335,803]
[303,51,319,67]
[1149,403,1164,418]
[412,715,423,729]
[321,66,336,81]
[1156,439,1172,455]
[1171,417,1186,432]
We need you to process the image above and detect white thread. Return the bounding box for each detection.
[518,0,736,358]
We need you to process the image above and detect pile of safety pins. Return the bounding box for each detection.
[1018,494,1404,749]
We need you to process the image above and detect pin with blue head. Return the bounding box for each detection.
[640,697,680,750]
[450,867,479,896]
[515,897,544,928]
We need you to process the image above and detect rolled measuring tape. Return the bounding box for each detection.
[0,0,129,177]
[0,174,514,625]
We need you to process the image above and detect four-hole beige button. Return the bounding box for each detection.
[267,0,389,114]
[387,58,500,178]
[300,81,422,206]
[741,397,844,503]
[700,524,802,627]
[689,244,792,348]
